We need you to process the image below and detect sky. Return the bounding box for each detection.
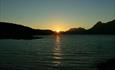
[0,0,115,31]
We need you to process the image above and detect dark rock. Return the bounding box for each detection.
[96,59,115,70]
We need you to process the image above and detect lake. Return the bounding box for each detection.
[0,35,115,70]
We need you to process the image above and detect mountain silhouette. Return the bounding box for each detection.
[0,22,53,39]
[88,20,115,34]
[64,27,86,34]
[0,19,115,39]
[63,19,115,34]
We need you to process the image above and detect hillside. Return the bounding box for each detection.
[88,20,115,34]
[0,22,53,39]
[63,19,115,34]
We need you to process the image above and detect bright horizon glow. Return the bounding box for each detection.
[56,30,61,33]
[0,0,115,30]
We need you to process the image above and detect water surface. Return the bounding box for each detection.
[0,35,115,70]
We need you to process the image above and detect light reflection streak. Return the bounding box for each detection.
[52,34,62,67]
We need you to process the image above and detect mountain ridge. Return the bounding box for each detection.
[64,19,115,34]
[0,19,115,39]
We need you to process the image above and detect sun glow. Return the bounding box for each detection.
[47,20,70,31]
[56,30,60,33]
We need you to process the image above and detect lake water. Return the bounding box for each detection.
[0,35,115,70]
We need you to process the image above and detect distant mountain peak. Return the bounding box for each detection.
[64,19,115,34]
[97,21,103,24]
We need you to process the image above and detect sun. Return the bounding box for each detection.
[56,30,60,33]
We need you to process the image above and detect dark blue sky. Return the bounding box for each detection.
[0,0,115,31]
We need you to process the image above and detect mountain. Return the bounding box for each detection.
[88,20,115,34]
[0,22,54,39]
[64,27,86,34]
[0,19,115,39]
[64,19,115,34]
[34,29,54,35]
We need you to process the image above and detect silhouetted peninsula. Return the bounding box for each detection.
[0,22,53,39]
[63,19,115,34]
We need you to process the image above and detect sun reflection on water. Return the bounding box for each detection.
[52,34,62,67]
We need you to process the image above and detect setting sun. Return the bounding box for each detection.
[56,30,60,33]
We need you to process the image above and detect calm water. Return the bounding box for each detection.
[0,35,115,70]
